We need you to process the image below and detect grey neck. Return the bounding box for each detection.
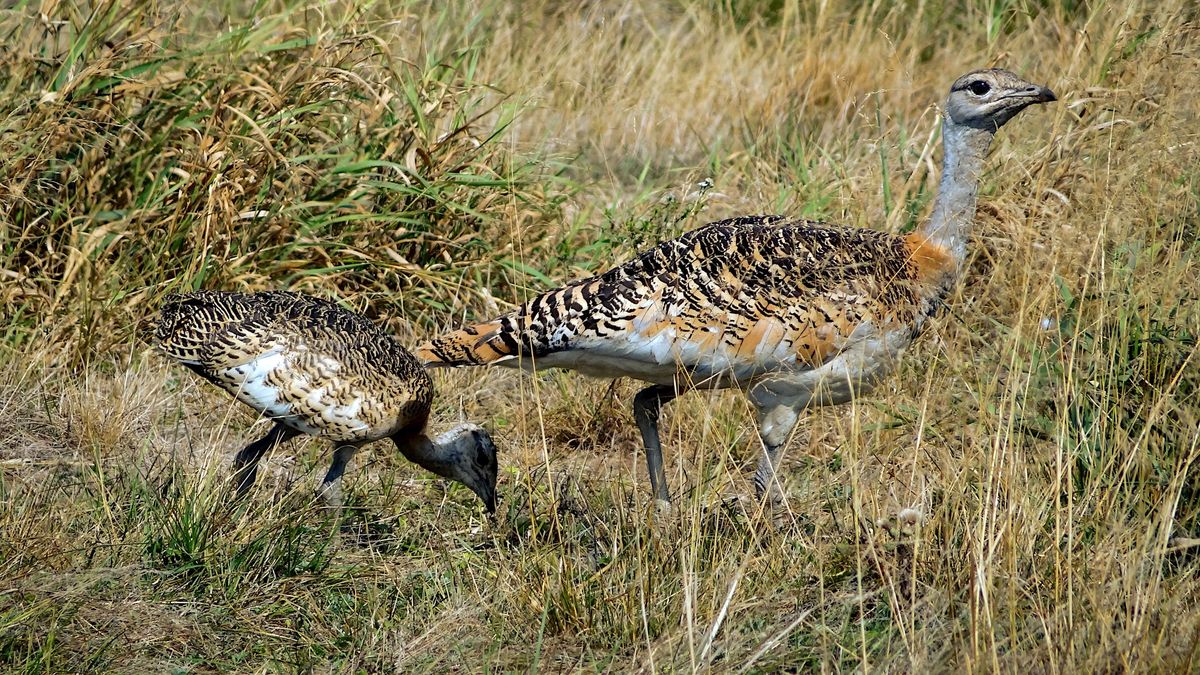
[919,115,996,269]
[392,426,475,480]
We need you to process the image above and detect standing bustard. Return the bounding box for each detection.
[155,290,499,512]
[415,69,1056,504]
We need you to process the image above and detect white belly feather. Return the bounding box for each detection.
[497,321,914,409]
[217,348,371,437]
[220,349,289,414]
[749,325,913,411]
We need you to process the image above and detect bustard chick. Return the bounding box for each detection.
[155,290,498,511]
[416,69,1056,504]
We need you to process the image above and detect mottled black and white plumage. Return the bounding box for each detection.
[418,216,951,383]
[417,69,1056,504]
[156,290,498,511]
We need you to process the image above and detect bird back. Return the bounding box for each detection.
[155,290,433,441]
[415,216,954,382]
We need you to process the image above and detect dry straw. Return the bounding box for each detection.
[1,0,1197,671]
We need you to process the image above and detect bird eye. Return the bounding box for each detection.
[474,447,491,467]
[968,80,991,96]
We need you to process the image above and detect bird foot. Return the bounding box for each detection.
[644,497,673,531]
[718,491,796,533]
[317,482,343,509]
[874,507,925,539]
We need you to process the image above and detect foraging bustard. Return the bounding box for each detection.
[155,290,499,512]
[415,69,1056,504]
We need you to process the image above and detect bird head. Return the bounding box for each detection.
[444,422,500,513]
[944,68,1057,131]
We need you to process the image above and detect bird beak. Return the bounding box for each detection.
[482,488,497,514]
[1031,84,1057,103]
[1006,84,1057,105]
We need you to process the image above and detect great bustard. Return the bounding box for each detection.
[155,290,499,511]
[415,69,1056,504]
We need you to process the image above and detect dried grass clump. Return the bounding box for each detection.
[1,0,1198,672]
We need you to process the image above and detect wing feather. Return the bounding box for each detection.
[156,291,432,440]
[417,216,953,382]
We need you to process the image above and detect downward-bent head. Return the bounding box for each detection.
[393,422,499,513]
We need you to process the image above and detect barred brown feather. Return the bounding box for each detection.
[157,290,433,441]
[415,215,954,385]
[154,290,499,512]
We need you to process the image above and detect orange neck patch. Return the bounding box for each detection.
[901,232,955,282]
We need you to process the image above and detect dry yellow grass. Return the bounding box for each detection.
[1,0,1198,671]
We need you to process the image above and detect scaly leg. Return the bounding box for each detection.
[318,444,360,507]
[232,423,298,497]
[633,384,679,504]
[752,443,786,503]
[752,403,800,505]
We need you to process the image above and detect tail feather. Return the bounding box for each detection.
[414,320,520,367]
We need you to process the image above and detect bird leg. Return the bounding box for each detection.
[752,403,800,507]
[752,443,786,504]
[318,443,360,507]
[232,422,298,497]
[633,384,679,505]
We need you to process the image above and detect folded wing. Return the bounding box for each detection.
[416,216,951,385]
[156,291,432,440]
